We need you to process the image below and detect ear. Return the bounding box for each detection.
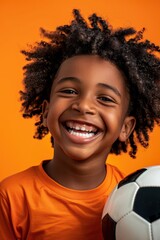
[42,100,50,127]
[119,116,136,142]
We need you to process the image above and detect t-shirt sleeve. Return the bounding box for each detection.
[0,190,17,240]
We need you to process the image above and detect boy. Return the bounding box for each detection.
[0,9,160,240]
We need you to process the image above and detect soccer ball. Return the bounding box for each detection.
[102,165,160,240]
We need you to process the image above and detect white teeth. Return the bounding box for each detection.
[65,121,97,133]
[69,130,95,138]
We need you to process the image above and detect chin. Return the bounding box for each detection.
[63,148,94,162]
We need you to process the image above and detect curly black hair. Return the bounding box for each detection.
[20,9,160,158]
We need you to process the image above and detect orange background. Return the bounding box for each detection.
[1,0,160,181]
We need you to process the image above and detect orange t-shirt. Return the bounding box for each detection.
[0,161,124,240]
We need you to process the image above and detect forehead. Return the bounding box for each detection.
[54,55,128,94]
[56,55,125,80]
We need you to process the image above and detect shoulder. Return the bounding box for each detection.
[107,163,125,182]
[0,165,38,198]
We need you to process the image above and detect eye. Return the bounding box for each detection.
[98,96,116,105]
[59,88,78,95]
[98,96,115,103]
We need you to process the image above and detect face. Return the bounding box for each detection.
[43,55,135,162]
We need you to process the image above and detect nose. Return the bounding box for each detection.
[71,95,96,115]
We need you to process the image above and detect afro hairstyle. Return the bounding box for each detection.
[20,9,160,158]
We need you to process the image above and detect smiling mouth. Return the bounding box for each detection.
[62,120,100,139]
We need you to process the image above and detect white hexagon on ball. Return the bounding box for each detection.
[116,212,151,240]
[102,182,139,222]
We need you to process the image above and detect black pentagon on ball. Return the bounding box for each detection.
[133,187,160,223]
[118,168,147,189]
[102,213,116,240]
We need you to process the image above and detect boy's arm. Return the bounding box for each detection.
[0,192,17,240]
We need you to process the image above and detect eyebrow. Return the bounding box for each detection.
[56,77,121,98]
[97,83,121,98]
[56,77,81,84]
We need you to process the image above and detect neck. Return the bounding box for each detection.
[44,148,108,190]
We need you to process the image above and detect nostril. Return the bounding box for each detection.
[71,102,81,112]
[71,101,96,115]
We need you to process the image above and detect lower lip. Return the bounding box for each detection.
[62,125,102,144]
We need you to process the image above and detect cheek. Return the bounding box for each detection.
[102,110,124,135]
[49,98,69,113]
[46,102,65,133]
[46,107,57,130]
[104,110,121,124]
